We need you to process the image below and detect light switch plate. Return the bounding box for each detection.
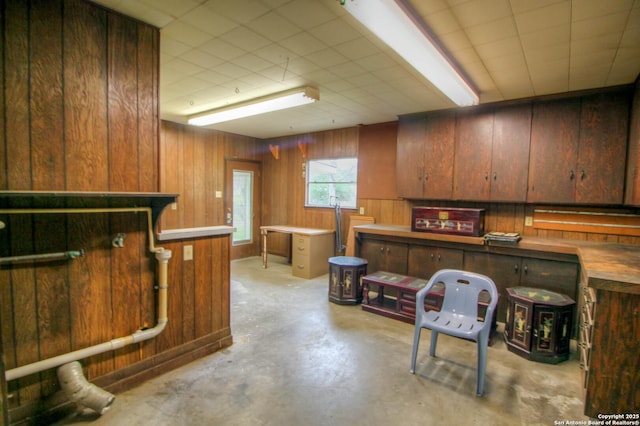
[183,245,193,261]
[525,216,533,226]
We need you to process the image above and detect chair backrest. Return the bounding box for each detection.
[432,269,498,319]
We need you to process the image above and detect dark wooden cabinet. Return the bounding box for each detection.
[576,92,630,204]
[528,91,630,204]
[490,104,532,201]
[624,80,640,206]
[453,105,531,202]
[528,98,581,203]
[359,239,408,274]
[407,245,463,280]
[396,112,455,199]
[504,287,575,364]
[453,109,494,200]
[464,252,579,324]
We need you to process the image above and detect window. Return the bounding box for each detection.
[306,158,357,208]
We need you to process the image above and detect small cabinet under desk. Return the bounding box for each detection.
[261,225,335,279]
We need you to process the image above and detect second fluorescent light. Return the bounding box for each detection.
[188,86,319,126]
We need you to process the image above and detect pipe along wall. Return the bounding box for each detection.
[0,207,172,415]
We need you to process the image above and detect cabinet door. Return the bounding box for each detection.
[624,83,640,206]
[360,239,387,273]
[423,112,456,199]
[383,241,409,275]
[527,99,581,203]
[464,252,521,322]
[519,258,578,302]
[360,239,408,274]
[408,245,463,280]
[491,103,531,202]
[396,115,426,198]
[453,109,494,200]
[576,91,630,204]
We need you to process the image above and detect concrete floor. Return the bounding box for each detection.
[55,256,590,426]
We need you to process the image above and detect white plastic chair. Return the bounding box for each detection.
[409,269,498,396]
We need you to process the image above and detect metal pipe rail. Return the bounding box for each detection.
[0,250,84,265]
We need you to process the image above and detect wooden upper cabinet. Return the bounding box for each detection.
[396,115,426,199]
[423,112,455,199]
[453,109,494,200]
[626,80,640,206]
[576,91,630,204]
[528,98,581,203]
[528,91,630,204]
[396,112,455,199]
[491,104,532,201]
[453,104,531,202]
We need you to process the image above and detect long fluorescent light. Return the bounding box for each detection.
[188,86,319,126]
[342,0,479,106]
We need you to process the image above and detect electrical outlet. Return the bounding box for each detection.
[183,245,193,261]
[171,202,177,210]
[215,191,222,198]
[359,207,365,215]
[525,216,533,226]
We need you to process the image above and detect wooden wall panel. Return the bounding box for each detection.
[64,0,109,191]
[0,2,233,423]
[30,0,64,190]
[5,1,31,189]
[108,15,139,192]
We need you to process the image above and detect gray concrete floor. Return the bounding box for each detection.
[55,256,590,426]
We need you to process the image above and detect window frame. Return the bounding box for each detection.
[305,157,358,209]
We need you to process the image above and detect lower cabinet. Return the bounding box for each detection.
[356,235,579,327]
[464,252,579,325]
[359,239,408,275]
[407,245,463,279]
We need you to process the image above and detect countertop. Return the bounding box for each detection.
[354,224,640,295]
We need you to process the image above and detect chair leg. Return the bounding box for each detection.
[429,330,438,357]
[476,340,488,396]
[409,327,422,374]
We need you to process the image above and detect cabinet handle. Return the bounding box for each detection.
[430,253,434,260]
[437,254,441,262]
[493,172,497,181]
[485,172,489,181]
[524,264,528,275]
[581,169,585,180]
[514,264,518,273]
[386,248,390,254]
[569,170,575,180]
[424,173,429,181]
[379,247,384,253]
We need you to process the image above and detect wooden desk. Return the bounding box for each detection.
[260,226,335,279]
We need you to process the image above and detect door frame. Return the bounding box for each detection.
[225,159,262,260]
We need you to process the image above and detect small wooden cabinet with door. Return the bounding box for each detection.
[359,238,408,275]
[396,112,456,199]
[527,90,630,204]
[453,104,532,202]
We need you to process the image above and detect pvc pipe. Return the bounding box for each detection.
[57,361,115,415]
[3,207,171,382]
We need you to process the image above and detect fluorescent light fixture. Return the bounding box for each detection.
[188,86,319,126]
[342,0,479,107]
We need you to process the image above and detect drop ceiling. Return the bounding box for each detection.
[91,0,640,139]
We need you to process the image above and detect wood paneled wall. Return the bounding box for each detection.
[0,2,230,423]
[159,121,260,231]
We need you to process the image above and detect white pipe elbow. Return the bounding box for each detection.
[57,361,115,415]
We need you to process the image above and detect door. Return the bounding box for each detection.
[226,160,261,260]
